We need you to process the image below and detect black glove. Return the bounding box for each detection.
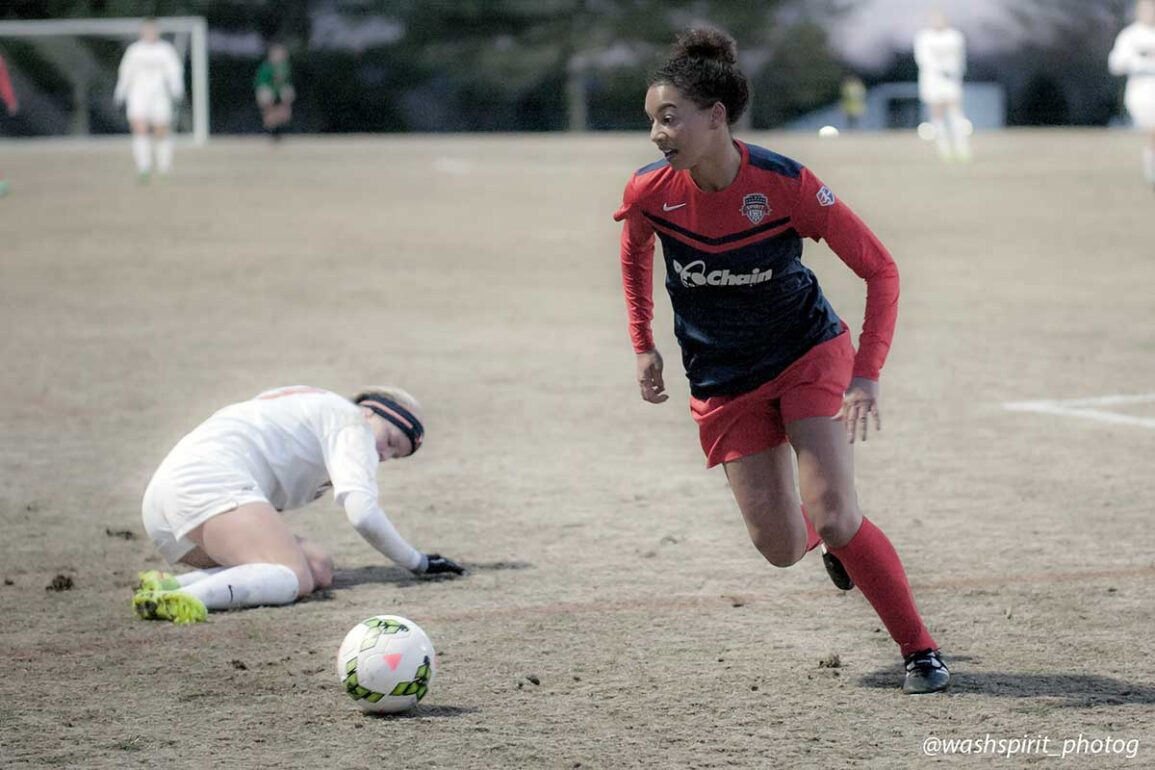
[422,553,466,576]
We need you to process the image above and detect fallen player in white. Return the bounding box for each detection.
[134,385,465,624]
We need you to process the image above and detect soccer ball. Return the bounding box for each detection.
[336,615,437,714]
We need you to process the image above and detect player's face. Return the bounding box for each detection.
[645,84,717,171]
[363,410,415,461]
[380,422,414,462]
[141,22,158,42]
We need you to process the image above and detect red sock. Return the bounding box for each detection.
[827,517,937,657]
[801,505,822,552]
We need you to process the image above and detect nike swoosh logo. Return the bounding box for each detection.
[662,202,687,212]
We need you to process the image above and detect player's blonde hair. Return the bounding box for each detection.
[350,386,424,426]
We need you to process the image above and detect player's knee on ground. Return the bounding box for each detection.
[289,561,316,598]
[308,550,334,589]
[294,537,333,589]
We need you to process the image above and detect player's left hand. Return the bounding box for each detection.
[636,348,669,404]
[835,377,881,444]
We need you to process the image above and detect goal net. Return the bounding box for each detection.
[0,16,208,144]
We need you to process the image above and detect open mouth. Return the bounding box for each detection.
[661,148,678,161]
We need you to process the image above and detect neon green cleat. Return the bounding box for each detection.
[136,570,180,592]
[133,589,207,625]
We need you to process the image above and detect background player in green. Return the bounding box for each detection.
[840,75,866,131]
[255,42,295,141]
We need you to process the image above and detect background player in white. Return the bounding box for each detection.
[914,10,971,162]
[113,18,184,181]
[134,385,465,624]
[1109,0,1155,187]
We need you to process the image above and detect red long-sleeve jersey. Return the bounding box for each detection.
[613,140,899,399]
[0,56,17,113]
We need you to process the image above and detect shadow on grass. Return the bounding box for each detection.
[361,704,479,720]
[329,560,532,591]
[859,664,1155,707]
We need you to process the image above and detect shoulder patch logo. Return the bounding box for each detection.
[740,193,771,224]
[816,186,836,207]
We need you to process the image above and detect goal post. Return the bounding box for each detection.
[0,16,209,145]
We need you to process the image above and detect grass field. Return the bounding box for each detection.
[1,129,1154,769]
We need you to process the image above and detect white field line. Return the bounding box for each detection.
[1003,393,1155,430]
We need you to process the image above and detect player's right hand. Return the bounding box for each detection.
[636,349,668,404]
[835,377,881,444]
[421,553,466,577]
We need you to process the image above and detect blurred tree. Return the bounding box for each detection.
[1,0,200,18]
[1017,72,1069,124]
[999,0,1129,124]
[387,0,852,131]
[749,20,843,129]
[1,0,854,132]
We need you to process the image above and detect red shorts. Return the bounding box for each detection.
[691,330,855,468]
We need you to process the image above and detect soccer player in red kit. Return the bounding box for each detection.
[0,53,19,197]
[614,27,949,694]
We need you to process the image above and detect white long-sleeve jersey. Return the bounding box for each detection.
[914,26,966,105]
[154,386,424,572]
[1109,22,1155,78]
[1109,21,1155,129]
[914,27,966,81]
[114,39,184,106]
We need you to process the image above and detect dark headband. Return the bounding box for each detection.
[358,395,424,455]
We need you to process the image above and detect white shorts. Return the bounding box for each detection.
[126,95,174,126]
[141,459,268,565]
[919,75,963,106]
[1125,79,1155,131]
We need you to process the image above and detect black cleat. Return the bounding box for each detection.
[903,649,950,694]
[820,545,854,591]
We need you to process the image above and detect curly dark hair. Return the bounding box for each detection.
[651,26,750,125]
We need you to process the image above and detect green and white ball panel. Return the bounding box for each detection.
[336,615,438,714]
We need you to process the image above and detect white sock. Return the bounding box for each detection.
[932,120,952,160]
[1144,147,1155,186]
[156,136,174,173]
[132,135,152,173]
[948,107,971,160]
[181,563,299,611]
[175,567,223,587]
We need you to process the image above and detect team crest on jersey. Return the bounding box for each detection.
[740,193,771,224]
[816,186,836,207]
